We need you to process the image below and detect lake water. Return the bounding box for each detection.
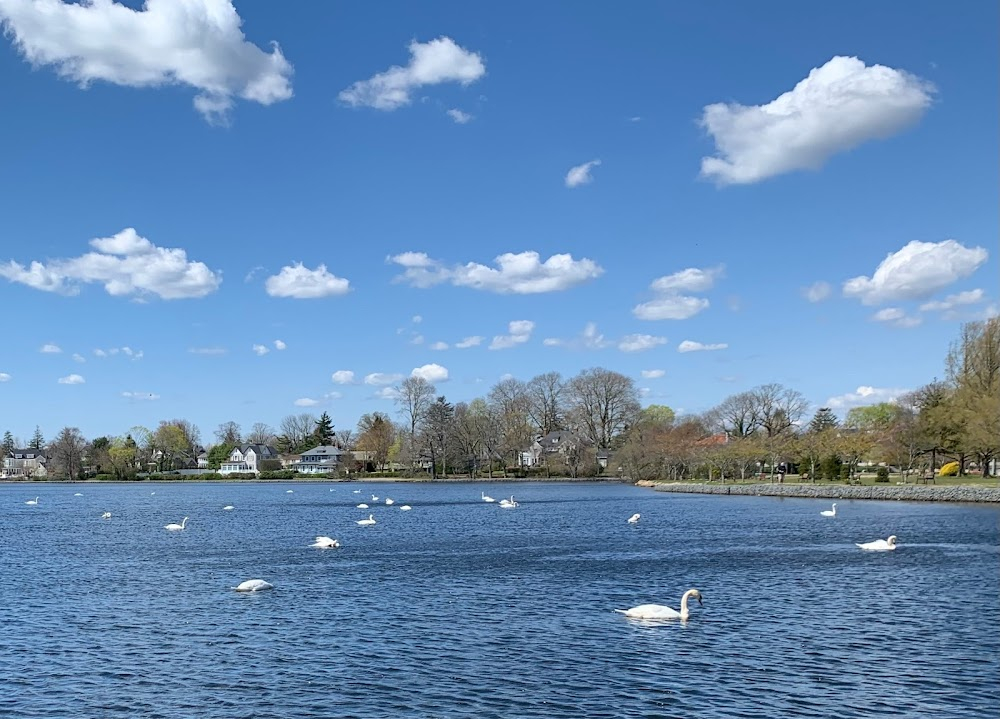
[1,481,997,718]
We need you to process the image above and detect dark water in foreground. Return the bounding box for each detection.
[1,482,997,718]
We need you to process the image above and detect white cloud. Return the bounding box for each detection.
[565,159,601,188]
[264,263,350,299]
[429,341,449,351]
[919,289,985,312]
[412,363,449,383]
[650,266,723,293]
[804,281,832,303]
[0,0,293,123]
[94,346,143,360]
[252,344,269,356]
[678,340,729,353]
[618,334,667,353]
[294,397,319,407]
[410,334,425,346]
[700,56,934,185]
[543,338,562,347]
[641,369,665,379]
[122,391,159,401]
[827,385,909,410]
[871,308,922,328]
[490,320,534,350]
[72,353,85,363]
[339,36,485,110]
[58,373,85,385]
[543,322,611,350]
[331,370,355,384]
[0,228,220,299]
[0,372,10,382]
[364,372,404,386]
[447,108,473,124]
[455,336,483,349]
[189,347,226,355]
[844,240,988,305]
[633,295,710,321]
[388,250,603,294]
[374,386,401,400]
[411,315,423,324]
[40,343,61,354]
[274,339,287,350]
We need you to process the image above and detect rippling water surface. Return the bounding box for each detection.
[1,482,997,718]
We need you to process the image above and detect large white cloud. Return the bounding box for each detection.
[633,266,719,321]
[339,36,485,110]
[490,320,534,350]
[411,363,449,383]
[678,340,729,353]
[843,240,988,305]
[0,228,220,299]
[389,250,602,294]
[565,159,601,188]
[827,385,909,410]
[264,263,350,298]
[0,0,293,123]
[700,56,934,185]
[618,334,667,353]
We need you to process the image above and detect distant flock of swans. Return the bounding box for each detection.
[21,491,900,608]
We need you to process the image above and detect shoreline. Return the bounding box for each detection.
[0,476,625,486]
[639,481,1000,504]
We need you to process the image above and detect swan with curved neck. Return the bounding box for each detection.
[482,491,496,503]
[164,517,188,531]
[820,503,837,517]
[357,514,376,526]
[856,535,897,551]
[499,495,518,508]
[615,588,704,620]
[25,497,39,505]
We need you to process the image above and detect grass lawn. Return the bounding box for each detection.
[710,473,1000,487]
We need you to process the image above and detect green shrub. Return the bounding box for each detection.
[876,466,890,482]
[820,455,842,480]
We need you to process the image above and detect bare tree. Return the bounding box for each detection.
[753,383,808,436]
[159,419,201,460]
[215,421,242,446]
[277,413,317,453]
[488,377,532,469]
[395,377,435,467]
[50,426,87,479]
[565,367,641,450]
[246,422,276,445]
[708,391,760,438]
[356,412,396,471]
[527,371,565,435]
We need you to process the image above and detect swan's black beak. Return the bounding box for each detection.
[697,596,704,607]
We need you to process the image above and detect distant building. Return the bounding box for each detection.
[1,448,48,479]
[296,445,343,474]
[219,444,279,475]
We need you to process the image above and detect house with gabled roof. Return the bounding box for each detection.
[296,445,343,474]
[219,444,279,475]
[2,448,48,479]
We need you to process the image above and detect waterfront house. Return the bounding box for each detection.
[297,445,343,474]
[1,448,48,479]
[219,444,279,475]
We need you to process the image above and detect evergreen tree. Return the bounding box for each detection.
[29,425,45,450]
[313,412,336,446]
[808,408,839,433]
[2,430,14,456]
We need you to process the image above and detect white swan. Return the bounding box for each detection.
[357,503,369,509]
[499,495,518,509]
[615,589,704,620]
[286,490,294,494]
[310,536,340,548]
[164,517,188,531]
[399,505,412,511]
[357,514,376,526]
[101,512,112,519]
[74,493,83,497]
[353,490,361,494]
[385,498,395,505]
[856,535,898,551]
[223,505,235,511]
[482,491,496,503]
[25,497,39,505]
[627,513,641,524]
[233,579,273,592]
[820,503,837,517]
[371,494,379,501]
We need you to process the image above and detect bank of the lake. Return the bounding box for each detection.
[640,480,1000,503]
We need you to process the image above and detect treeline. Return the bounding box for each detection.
[4,318,997,481]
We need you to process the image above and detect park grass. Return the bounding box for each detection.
[709,473,1000,487]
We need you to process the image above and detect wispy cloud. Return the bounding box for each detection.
[618,334,667,352]
[189,347,227,356]
[40,344,62,354]
[565,159,601,188]
[429,341,449,351]
[252,344,270,356]
[641,369,665,379]
[274,339,287,350]
[72,353,86,363]
[803,281,832,303]
[0,373,11,382]
[490,320,534,350]
[122,391,160,401]
[919,289,985,312]
[364,372,404,386]
[678,340,729,353]
[447,108,473,124]
[455,336,483,349]
[331,371,356,384]
[58,374,85,385]
[542,322,610,350]
[94,346,143,360]
[871,308,922,328]
[827,385,909,410]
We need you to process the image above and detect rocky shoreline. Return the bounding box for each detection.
[639,481,1000,503]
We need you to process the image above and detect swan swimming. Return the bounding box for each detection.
[286,490,294,494]
[856,535,898,551]
[310,536,340,548]
[385,498,394,505]
[499,496,518,509]
[820,503,837,517]
[233,579,273,592]
[357,514,376,526]
[353,490,361,494]
[101,512,112,519]
[25,497,39,505]
[371,494,379,502]
[357,503,369,509]
[399,505,412,511]
[482,492,496,503]
[164,517,188,531]
[74,493,83,497]
[615,588,704,620]
[627,513,641,524]
[223,505,235,511]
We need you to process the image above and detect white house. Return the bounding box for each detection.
[2,448,48,479]
[219,444,279,475]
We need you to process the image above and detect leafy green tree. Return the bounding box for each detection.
[356,412,395,471]
[845,403,899,433]
[313,412,336,446]
[207,443,235,469]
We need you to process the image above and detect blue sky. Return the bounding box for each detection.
[0,0,996,445]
